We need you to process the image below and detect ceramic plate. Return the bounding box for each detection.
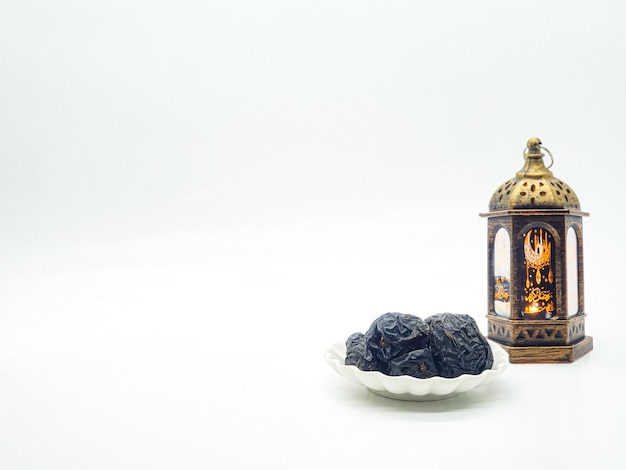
[325,340,508,401]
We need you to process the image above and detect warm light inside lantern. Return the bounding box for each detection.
[526,304,541,314]
[521,227,556,319]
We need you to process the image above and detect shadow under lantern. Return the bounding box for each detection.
[480,138,593,363]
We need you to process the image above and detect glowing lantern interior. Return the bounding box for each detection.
[521,227,555,319]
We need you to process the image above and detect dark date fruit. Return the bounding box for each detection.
[344,312,493,379]
[426,313,494,378]
[388,348,439,379]
[345,332,379,371]
[364,312,430,363]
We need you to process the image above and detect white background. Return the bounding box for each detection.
[1,1,625,469]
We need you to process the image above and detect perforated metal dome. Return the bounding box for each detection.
[488,138,581,211]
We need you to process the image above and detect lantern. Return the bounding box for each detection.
[480,137,593,363]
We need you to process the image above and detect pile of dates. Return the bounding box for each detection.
[345,312,493,379]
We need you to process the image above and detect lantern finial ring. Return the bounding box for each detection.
[523,138,554,169]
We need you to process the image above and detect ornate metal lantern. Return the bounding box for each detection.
[480,138,593,363]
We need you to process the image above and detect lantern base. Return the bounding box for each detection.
[495,336,593,363]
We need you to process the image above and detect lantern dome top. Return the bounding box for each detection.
[488,137,581,211]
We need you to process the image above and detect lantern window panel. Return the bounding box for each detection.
[567,227,579,316]
[520,226,556,320]
[493,227,511,318]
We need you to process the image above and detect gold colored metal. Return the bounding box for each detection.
[481,137,592,363]
[523,137,554,168]
[488,137,580,212]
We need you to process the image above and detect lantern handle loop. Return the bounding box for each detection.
[541,146,554,168]
[523,145,554,169]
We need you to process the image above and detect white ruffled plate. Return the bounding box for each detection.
[325,340,508,401]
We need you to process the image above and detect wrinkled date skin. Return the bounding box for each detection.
[345,332,379,372]
[365,312,430,363]
[345,312,492,379]
[388,348,439,379]
[426,313,494,378]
